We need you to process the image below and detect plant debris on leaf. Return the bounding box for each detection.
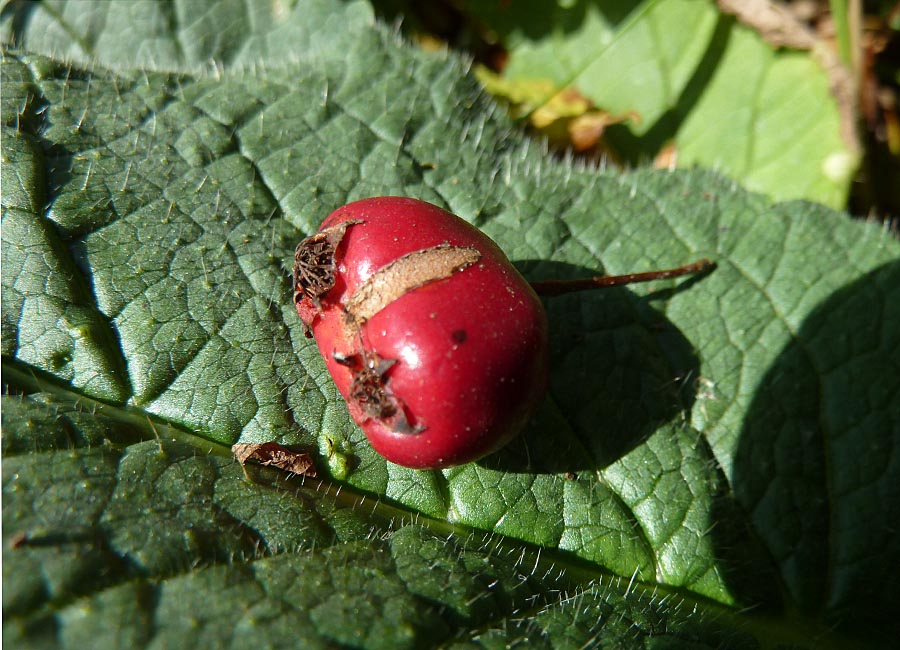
[232,442,317,477]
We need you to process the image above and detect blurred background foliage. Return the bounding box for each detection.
[373,0,900,224]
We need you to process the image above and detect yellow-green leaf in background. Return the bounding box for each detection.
[468,0,856,208]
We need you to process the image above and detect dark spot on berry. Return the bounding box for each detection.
[451,329,467,344]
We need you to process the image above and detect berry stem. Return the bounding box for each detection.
[530,258,715,296]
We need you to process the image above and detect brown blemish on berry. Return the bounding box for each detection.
[451,329,467,344]
[344,244,481,324]
[293,220,362,308]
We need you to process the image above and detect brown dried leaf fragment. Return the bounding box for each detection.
[293,220,363,307]
[567,109,639,152]
[345,244,481,323]
[232,442,317,477]
[10,531,28,549]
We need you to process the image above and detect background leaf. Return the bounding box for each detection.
[2,0,898,647]
[464,0,856,209]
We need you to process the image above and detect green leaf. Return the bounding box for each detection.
[2,1,898,647]
[0,0,375,71]
[466,0,856,209]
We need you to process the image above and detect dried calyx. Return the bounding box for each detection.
[333,350,423,434]
[293,219,362,309]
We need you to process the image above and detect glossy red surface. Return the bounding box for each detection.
[296,197,548,468]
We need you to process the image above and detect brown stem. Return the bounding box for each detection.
[530,258,715,297]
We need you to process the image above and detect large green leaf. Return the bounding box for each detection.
[465,0,855,209]
[2,1,898,647]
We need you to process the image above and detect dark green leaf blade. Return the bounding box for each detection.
[0,0,375,71]
[2,1,898,647]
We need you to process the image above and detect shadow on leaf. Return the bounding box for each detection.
[717,259,900,642]
[481,259,703,474]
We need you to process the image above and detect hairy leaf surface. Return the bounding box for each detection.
[2,1,897,647]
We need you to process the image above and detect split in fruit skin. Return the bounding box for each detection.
[293,197,713,469]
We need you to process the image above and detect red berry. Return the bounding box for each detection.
[293,197,549,469]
